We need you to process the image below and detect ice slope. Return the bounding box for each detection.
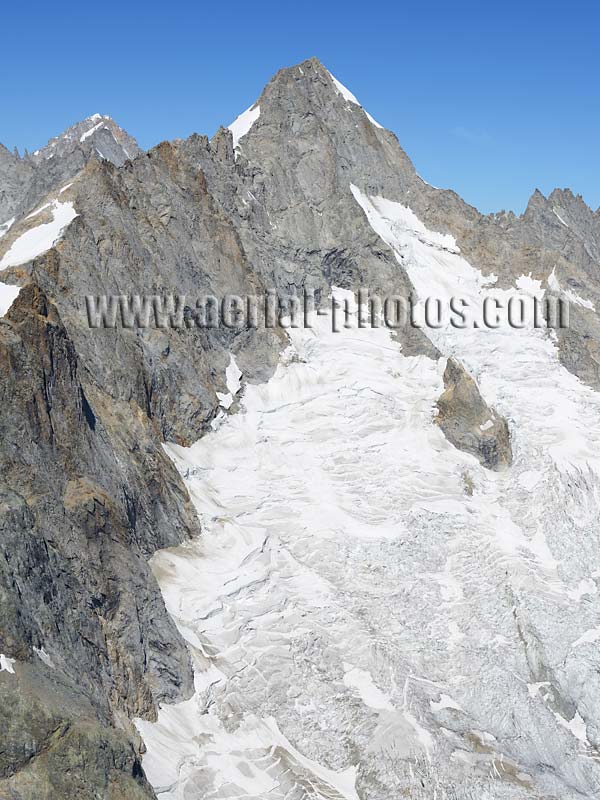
[138,200,600,798]
[228,104,260,152]
[79,116,107,142]
[328,71,384,129]
[548,266,595,310]
[0,283,20,317]
[215,354,242,410]
[0,200,77,270]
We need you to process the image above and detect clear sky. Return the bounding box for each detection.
[2,0,598,214]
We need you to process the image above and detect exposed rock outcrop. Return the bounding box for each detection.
[436,357,512,470]
[0,286,197,799]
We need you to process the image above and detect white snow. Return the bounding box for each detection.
[215,354,242,410]
[430,693,464,712]
[351,183,600,470]
[0,654,15,674]
[567,578,597,602]
[548,268,560,292]
[138,292,451,796]
[547,268,595,311]
[480,419,494,431]
[417,173,441,190]
[209,408,225,430]
[26,201,53,220]
[518,469,542,491]
[80,121,105,142]
[228,104,260,151]
[554,710,588,744]
[343,664,395,711]
[527,681,551,699]
[137,191,600,799]
[0,217,15,240]
[349,186,457,252]
[0,229,21,315]
[225,354,242,394]
[137,705,360,800]
[564,288,594,311]
[33,647,55,668]
[364,110,384,128]
[572,626,600,648]
[215,391,233,409]
[515,274,543,295]
[329,73,360,105]
[553,208,569,227]
[0,201,77,270]
[328,71,384,128]
[0,283,21,316]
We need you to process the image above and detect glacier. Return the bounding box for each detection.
[136,193,600,799]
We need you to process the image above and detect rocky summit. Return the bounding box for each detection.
[2,57,600,799]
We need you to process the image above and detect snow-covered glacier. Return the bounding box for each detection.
[136,195,600,799]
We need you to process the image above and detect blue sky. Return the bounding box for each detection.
[2,0,598,214]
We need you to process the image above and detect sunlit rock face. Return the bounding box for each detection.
[436,357,512,471]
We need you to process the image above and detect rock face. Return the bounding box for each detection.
[1,57,600,799]
[0,286,196,799]
[0,660,153,800]
[436,358,512,470]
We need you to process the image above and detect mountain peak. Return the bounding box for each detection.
[0,114,141,223]
[226,57,388,161]
[30,114,140,165]
[523,187,547,216]
[262,57,384,129]
[524,185,597,223]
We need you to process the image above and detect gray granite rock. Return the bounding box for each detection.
[436,357,512,470]
[0,115,140,225]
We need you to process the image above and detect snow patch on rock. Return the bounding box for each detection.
[328,71,384,129]
[216,354,242,409]
[0,217,15,240]
[33,647,55,669]
[0,654,16,674]
[228,104,260,152]
[0,200,78,270]
[548,267,595,310]
[343,664,395,711]
[80,120,105,142]
[0,283,21,317]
